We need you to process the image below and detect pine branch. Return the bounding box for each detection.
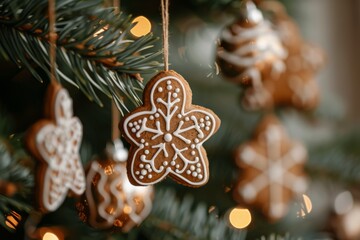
[0,0,162,114]
[307,130,360,185]
[258,233,301,240]
[142,188,246,240]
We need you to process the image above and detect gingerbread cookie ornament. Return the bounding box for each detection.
[121,71,221,187]
[26,83,86,212]
[233,115,308,220]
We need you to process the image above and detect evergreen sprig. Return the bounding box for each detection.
[0,0,162,114]
[142,188,246,240]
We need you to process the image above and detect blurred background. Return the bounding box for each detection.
[0,0,360,239]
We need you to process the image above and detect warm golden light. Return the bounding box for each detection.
[42,232,59,240]
[123,204,132,214]
[228,207,252,229]
[5,211,21,229]
[131,16,151,37]
[300,194,313,217]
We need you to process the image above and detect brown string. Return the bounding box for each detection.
[112,0,121,141]
[161,0,169,71]
[48,0,57,84]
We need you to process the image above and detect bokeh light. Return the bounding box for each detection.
[300,194,313,217]
[228,207,252,229]
[334,191,353,215]
[131,16,151,37]
[42,232,59,240]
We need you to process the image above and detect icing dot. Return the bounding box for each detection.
[185,117,190,121]
[141,139,145,143]
[145,142,149,146]
[140,155,146,161]
[190,165,195,171]
[141,169,147,175]
[135,171,140,175]
[186,170,191,175]
[192,172,198,177]
[191,151,196,156]
[150,116,154,120]
[171,161,176,166]
[167,80,171,85]
[194,139,199,143]
[198,174,203,179]
[167,85,172,90]
[131,128,136,133]
[139,164,144,168]
[175,88,180,93]
[158,87,163,92]
[172,93,178,98]
[191,144,195,149]
[128,123,133,127]
[145,150,150,154]
[148,174,153,179]
[177,114,182,118]
[138,119,142,124]
[155,113,160,118]
[175,164,180,169]
[205,127,210,131]
[134,122,138,126]
[195,157,199,161]
[139,176,144,179]
[200,118,204,123]
[163,161,168,166]
[205,116,210,120]
[136,125,140,130]
[140,144,145,148]
[164,133,173,142]
[200,123,205,128]
[196,168,201,173]
[196,163,201,167]
[145,164,151,169]
[206,121,211,126]
[148,168,152,172]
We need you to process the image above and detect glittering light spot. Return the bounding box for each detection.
[334,191,353,215]
[228,208,252,229]
[131,16,152,37]
[5,211,21,230]
[299,194,313,217]
[123,204,132,214]
[43,232,59,240]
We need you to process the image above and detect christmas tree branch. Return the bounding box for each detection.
[0,0,162,114]
[307,130,360,184]
[142,188,246,240]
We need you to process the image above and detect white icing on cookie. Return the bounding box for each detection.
[237,123,307,219]
[288,75,318,107]
[35,88,85,212]
[123,75,218,186]
[218,13,287,85]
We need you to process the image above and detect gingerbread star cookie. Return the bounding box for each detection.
[26,83,85,212]
[233,115,307,221]
[121,70,221,187]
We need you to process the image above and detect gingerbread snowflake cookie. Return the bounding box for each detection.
[26,83,85,212]
[233,115,307,220]
[121,70,221,187]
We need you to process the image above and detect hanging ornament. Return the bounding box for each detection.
[233,115,308,221]
[241,0,325,110]
[217,0,287,86]
[25,1,85,212]
[120,0,221,188]
[26,83,86,212]
[76,139,153,231]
